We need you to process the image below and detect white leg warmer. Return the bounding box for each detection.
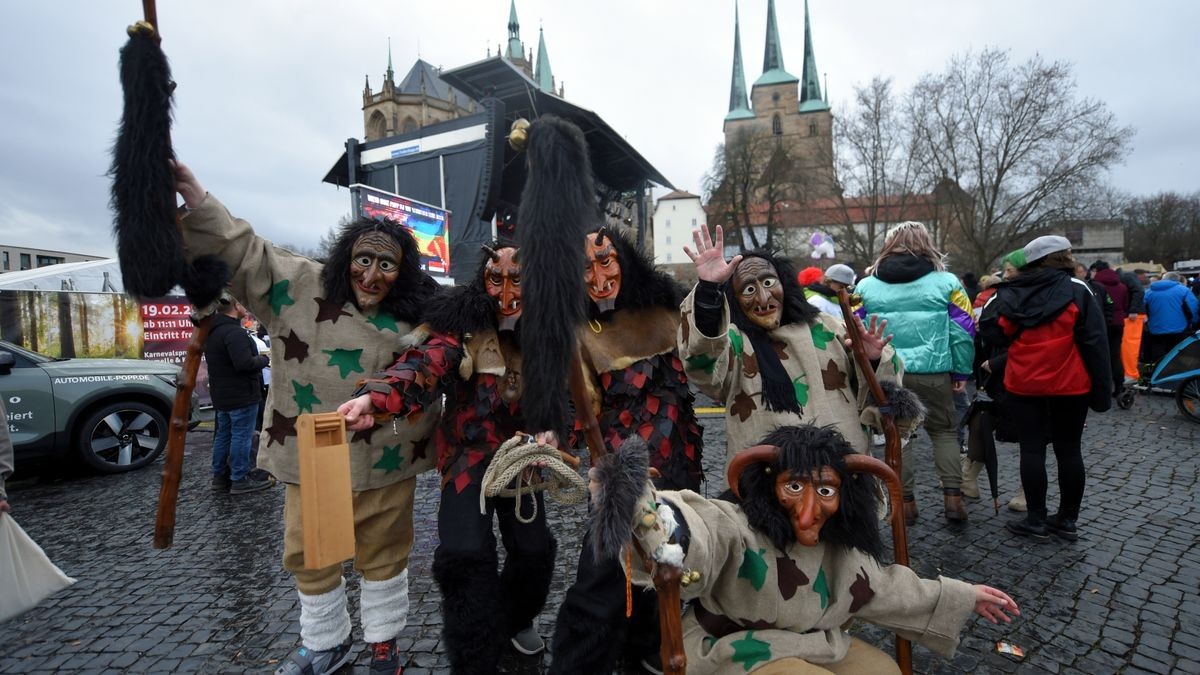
[360,570,410,644]
[298,578,352,652]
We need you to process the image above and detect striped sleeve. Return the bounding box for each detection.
[947,285,976,378]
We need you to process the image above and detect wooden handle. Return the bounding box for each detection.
[632,540,686,674]
[154,313,210,548]
[568,349,607,464]
[836,290,912,675]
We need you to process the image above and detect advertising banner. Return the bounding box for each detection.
[353,184,451,278]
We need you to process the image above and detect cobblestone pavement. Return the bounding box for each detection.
[2,391,1198,674]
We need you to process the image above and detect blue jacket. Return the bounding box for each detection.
[855,254,976,377]
[1144,280,1200,334]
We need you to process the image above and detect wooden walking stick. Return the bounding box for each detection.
[836,289,912,675]
[111,2,228,548]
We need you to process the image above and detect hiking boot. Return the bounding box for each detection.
[1045,513,1079,542]
[902,495,918,527]
[369,638,404,675]
[510,625,545,655]
[943,489,968,522]
[1007,488,1027,512]
[1006,515,1050,541]
[211,472,231,492]
[230,474,275,494]
[275,639,353,675]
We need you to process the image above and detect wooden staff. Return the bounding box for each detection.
[836,289,911,675]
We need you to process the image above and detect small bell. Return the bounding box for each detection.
[507,118,530,152]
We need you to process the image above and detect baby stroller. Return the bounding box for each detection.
[1145,329,1200,422]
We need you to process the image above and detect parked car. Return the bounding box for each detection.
[0,340,198,473]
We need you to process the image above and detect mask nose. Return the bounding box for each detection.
[794,487,817,530]
[362,264,381,288]
[755,286,772,309]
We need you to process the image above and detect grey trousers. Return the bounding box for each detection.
[902,372,962,495]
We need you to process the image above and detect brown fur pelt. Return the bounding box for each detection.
[589,436,651,564]
[516,116,598,437]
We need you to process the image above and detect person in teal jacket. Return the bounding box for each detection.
[856,222,976,526]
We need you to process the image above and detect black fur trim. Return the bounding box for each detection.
[180,255,229,308]
[517,115,597,436]
[735,425,885,562]
[422,237,517,335]
[433,547,502,675]
[110,31,185,299]
[879,380,926,428]
[725,250,820,331]
[500,534,558,636]
[590,436,650,564]
[321,217,438,323]
[548,586,624,674]
[588,226,682,317]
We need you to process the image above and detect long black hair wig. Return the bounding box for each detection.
[735,425,885,562]
[321,217,438,325]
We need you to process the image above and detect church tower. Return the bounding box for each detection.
[361,39,476,141]
[504,0,535,79]
[722,0,836,201]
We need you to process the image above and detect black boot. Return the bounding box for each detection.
[1046,512,1079,541]
[500,536,557,655]
[433,546,502,675]
[549,536,625,675]
[1006,511,1050,541]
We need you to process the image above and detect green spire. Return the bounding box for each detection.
[799,0,830,112]
[507,0,523,60]
[535,28,555,93]
[726,1,754,121]
[386,37,394,82]
[755,0,798,87]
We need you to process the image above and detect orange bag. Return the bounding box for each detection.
[1122,315,1144,379]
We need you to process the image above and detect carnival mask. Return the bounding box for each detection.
[775,467,841,547]
[484,245,522,331]
[733,257,784,330]
[349,232,403,310]
[584,228,621,313]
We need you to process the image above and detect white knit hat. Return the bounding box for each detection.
[1023,236,1072,263]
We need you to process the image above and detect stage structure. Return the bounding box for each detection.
[324,57,673,280]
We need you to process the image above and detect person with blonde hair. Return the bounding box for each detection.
[855,222,976,525]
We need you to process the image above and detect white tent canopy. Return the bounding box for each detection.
[0,259,139,294]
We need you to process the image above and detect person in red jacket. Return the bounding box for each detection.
[980,236,1110,541]
[1090,260,1130,396]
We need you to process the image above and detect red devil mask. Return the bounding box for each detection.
[584,228,621,313]
[484,245,521,331]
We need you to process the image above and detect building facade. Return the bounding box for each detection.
[0,245,103,274]
[652,190,705,267]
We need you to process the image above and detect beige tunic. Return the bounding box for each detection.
[632,489,977,675]
[181,194,437,489]
[678,286,900,459]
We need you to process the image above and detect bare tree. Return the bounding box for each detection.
[703,128,799,252]
[830,77,927,265]
[907,48,1133,272]
[1124,192,1200,266]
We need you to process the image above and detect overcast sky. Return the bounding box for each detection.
[2,1,1197,258]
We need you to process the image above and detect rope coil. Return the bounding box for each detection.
[480,434,589,523]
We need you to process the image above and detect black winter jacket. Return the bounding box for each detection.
[204,314,268,411]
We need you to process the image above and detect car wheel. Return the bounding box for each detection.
[1176,377,1200,424]
[76,402,168,473]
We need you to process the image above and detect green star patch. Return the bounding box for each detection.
[737,547,768,591]
[685,353,718,375]
[728,329,744,356]
[367,311,400,333]
[323,348,364,379]
[813,567,831,609]
[373,444,405,473]
[730,630,772,672]
[266,280,295,316]
[792,373,809,406]
[810,323,836,350]
[291,381,321,414]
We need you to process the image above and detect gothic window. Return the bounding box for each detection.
[367,110,388,140]
[772,114,782,136]
[809,122,818,136]
[402,116,418,133]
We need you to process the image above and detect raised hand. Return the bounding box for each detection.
[338,394,377,432]
[972,584,1019,624]
[170,160,206,209]
[843,314,893,361]
[683,225,743,284]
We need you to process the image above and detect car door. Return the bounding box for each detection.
[0,345,57,455]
